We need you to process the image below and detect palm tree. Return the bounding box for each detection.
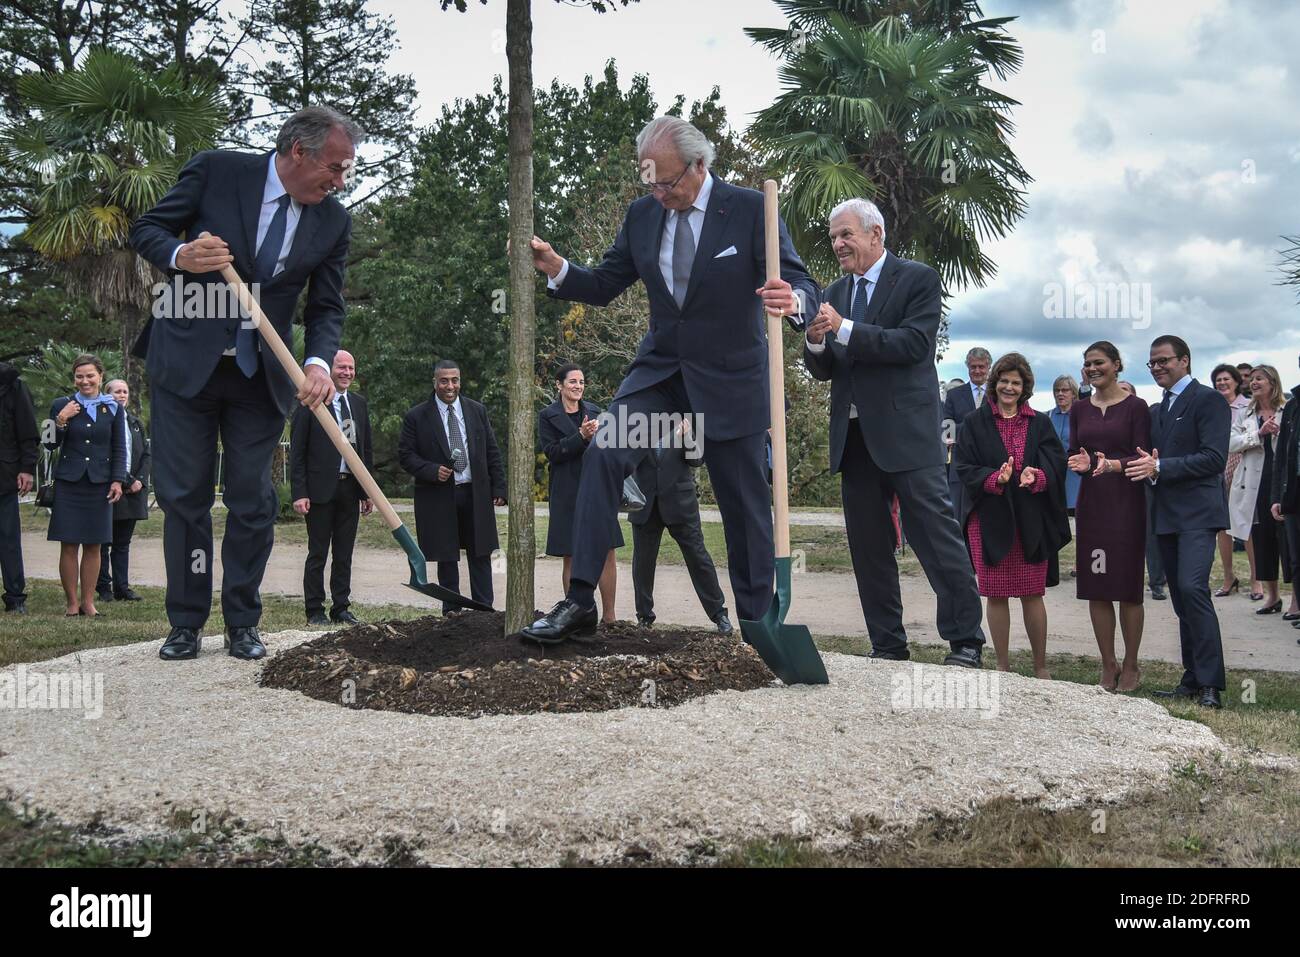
[746,0,1031,326]
[0,48,226,397]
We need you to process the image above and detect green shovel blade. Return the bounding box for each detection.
[392,522,494,612]
[739,557,828,685]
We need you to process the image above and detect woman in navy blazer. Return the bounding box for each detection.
[538,364,621,622]
[46,354,126,617]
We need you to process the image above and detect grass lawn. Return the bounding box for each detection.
[0,580,423,669]
[2,584,1296,866]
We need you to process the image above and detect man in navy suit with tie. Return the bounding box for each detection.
[522,116,817,642]
[803,199,985,667]
[1125,335,1228,708]
[129,106,359,662]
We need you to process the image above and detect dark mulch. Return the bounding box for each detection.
[260,610,775,717]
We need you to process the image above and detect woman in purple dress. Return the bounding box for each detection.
[1069,341,1151,692]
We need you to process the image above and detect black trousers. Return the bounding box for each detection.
[303,473,361,615]
[151,357,285,629]
[1145,485,1166,588]
[1157,528,1226,690]
[568,373,773,620]
[1281,514,1300,585]
[1251,488,1282,583]
[436,483,493,613]
[841,425,985,653]
[631,500,725,624]
[96,518,138,595]
[0,490,25,606]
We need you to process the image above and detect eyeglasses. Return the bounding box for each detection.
[1145,356,1182,370]
[638,162,692,194]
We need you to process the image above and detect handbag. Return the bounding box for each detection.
[620,474,646,513]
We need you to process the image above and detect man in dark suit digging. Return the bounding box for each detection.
[129,105,360,661]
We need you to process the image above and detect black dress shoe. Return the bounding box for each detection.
[96,590,114,603]
[306,612,331,627]
[224,626,267,660]
[1152,684,1197,699]
[1256,600,1283,615]
[3,602,25,614]
[1150,585,1167,600]
[943,645,982,668]
[636,616,655,629]
[115,589,142,602]
[159,627,201,661]
[1197,687,1222,709]
[520,599,597,645]
[713,610,734,636]
[330,609,360,625]
[868,647,910,661]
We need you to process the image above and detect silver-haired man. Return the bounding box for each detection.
[803,197,985,666]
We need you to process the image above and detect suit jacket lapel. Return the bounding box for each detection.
[862,254,902,326]
[279,201,316,282]
[239,153,269,266]
[642,203,673,306]
[428,399,452,459]
[681,176,734,311]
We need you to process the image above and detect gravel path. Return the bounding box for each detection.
[1,632,1232,866]
[20,531,1300,674]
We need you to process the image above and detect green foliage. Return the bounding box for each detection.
[746,0,1032,352]
[345,62,661,491]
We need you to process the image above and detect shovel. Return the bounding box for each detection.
[738,182,829,686]
[219,262,494,613]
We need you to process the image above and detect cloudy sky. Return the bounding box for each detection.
[366,0,1299,408]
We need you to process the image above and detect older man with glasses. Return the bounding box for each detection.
[522,116,818,643]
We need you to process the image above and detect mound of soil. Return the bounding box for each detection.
[260,610,776,717]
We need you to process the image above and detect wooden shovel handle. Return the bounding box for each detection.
[218,264,402,531]
[763,180,790,559]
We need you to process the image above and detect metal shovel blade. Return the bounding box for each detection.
[392,523,495,612]
[739,557,828,686]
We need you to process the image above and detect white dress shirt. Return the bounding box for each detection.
[805,249,890,418]
[548,174,715,295]
[1152,372,1193,482]
[171,153,326,373]
[439,397,472,484]
[969,381,986,408]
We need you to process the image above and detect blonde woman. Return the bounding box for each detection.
[1228,365,1286,614]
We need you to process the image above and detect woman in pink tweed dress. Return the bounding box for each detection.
[954,353,1070,677]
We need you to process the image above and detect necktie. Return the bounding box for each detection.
[850,276,870,325]
[672,207,695,308]
[1163,390,1174,413]
[975,385,984,406]
[445,403,467,475]
[238,193,291,378]
[337,394,354,473]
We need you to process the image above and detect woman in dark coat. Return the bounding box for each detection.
[46,353,126,617]
[1069,341,1151,691]
[955,352,1070,678]
[538,363,621,622]
[95,379,150,602]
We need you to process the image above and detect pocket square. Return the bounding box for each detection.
[713,245,738,259]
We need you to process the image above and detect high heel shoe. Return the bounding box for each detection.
[1256,600,1283,615]
[1282,611,1300,621]
[1214,578,1239,597]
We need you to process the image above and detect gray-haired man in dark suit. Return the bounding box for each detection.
[804,198,985,667]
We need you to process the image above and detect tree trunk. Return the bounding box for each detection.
[504,0,536,634]
[120,305,147,403]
